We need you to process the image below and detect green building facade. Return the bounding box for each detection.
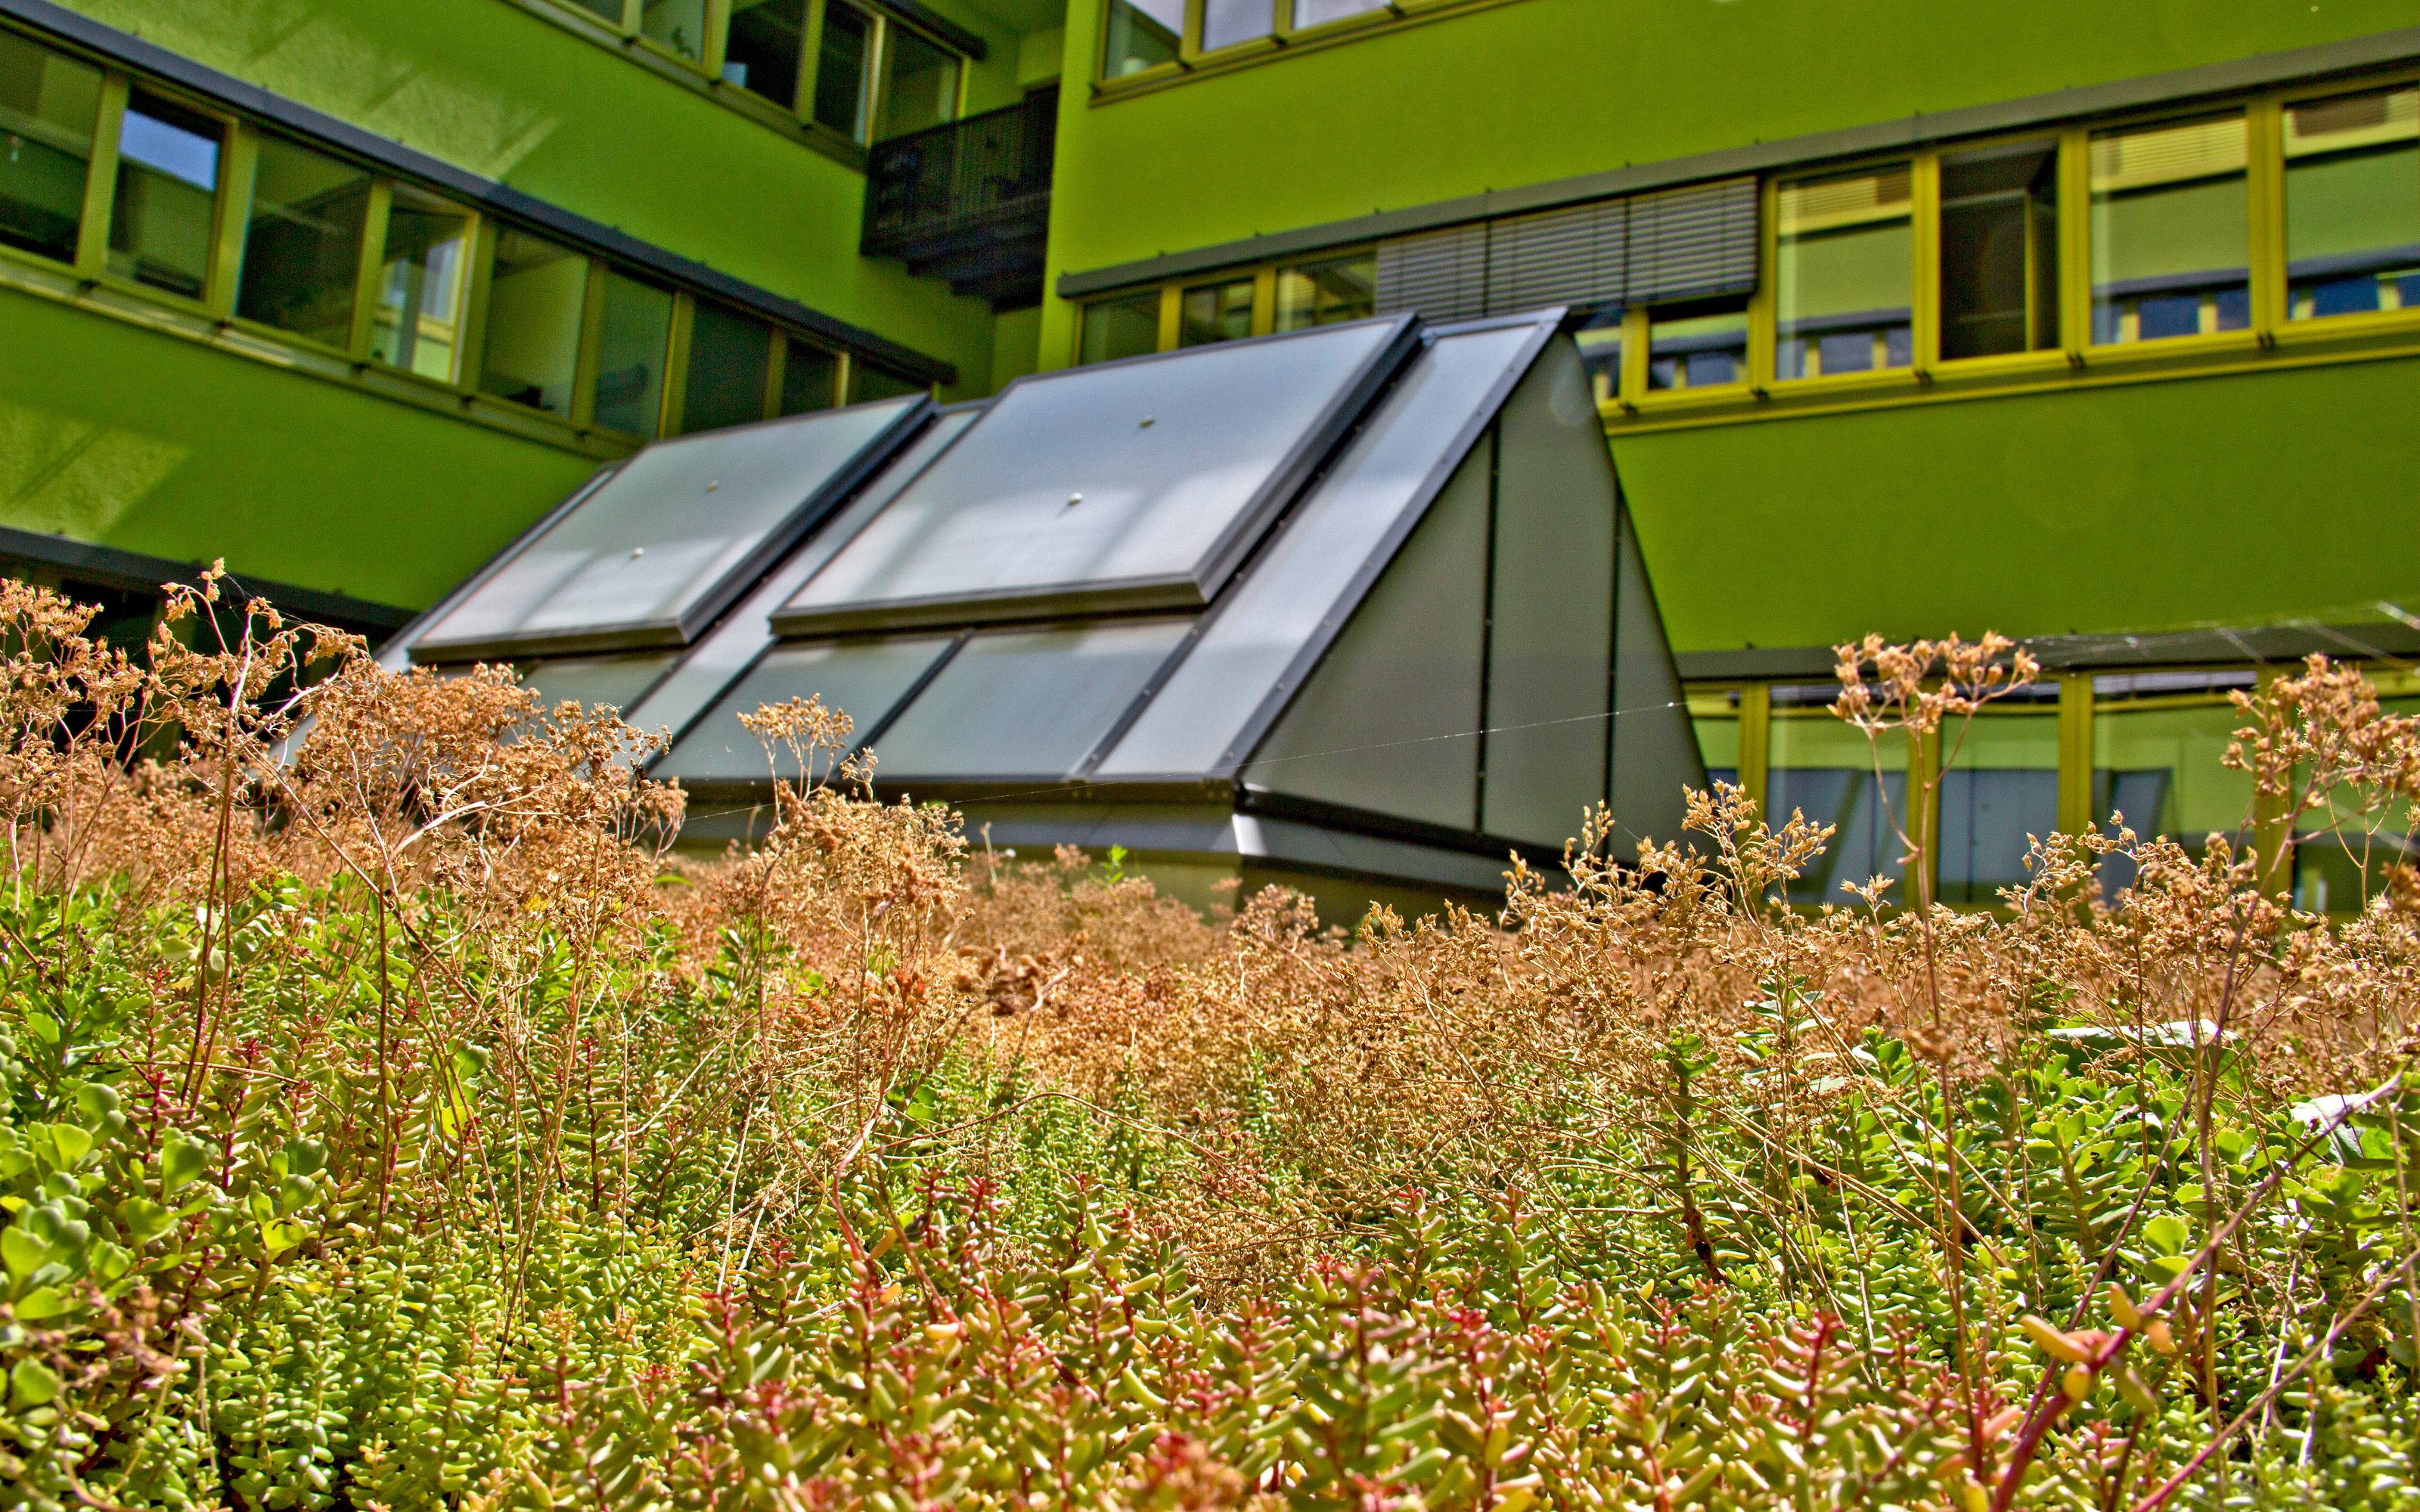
[3,0,2416,904]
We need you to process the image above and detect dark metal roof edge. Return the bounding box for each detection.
[0,524,417,631]
[0,0,957,386]
[1674,620,2420,683]
[1055,25,2420,298]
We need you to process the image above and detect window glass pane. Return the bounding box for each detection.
[478,228,585,417]
[1201,0,1274,50]
[1274,253,1375,330]
[1179,277,1252,345]
[108,93,220,299]
[1646,299,1745,389]
[1293,0,1386,23]
[566,0,625,18]
[1081,290,1161,362]
[414,396,926,662]
[2090,672,2258,900]
[371,187,470,381]
[1574,307,1622,402]
[657,635,958,782]
[877,27,957,140]
[1103,0,1181,76]
[0,32,101,265]
[2090,113,2249,344]
[1689,690,1740,789]
[779,337,836,414]
[519,652,680,717]
[1938,697,2060,905]
[812,2,872,139]
[592,270,674,438]
[870,619,1191,779]
[2285,85,2420,321]
[640,0,706,61]
[725,0,806,109]
[682,299,773,432]
[1940,138,2060,359]
[851,362,926,402]
[1775,164,1913,380]
[234,134,370,349]
[1767,687,1910,906]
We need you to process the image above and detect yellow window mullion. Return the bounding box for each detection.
[73,73,129,280]
[660,291,696,435]
[1910,151,1941,374]
[349,178,395,361]
[762,327,788,419]
[456,215,498,393]
[1618,305,1648,405]
[619,0,642,32]
[1745,176,1778,390]
[570,259,608,429]
[1156,282,1181,351]
[864,13,889,141]
[703,0,733,76]
[205,122,258,320]
[2057,672,2096,837]
[1737,683,1771,820]
[1180,0,1204,64]
[1249,266,1277,336]
[799,0,830,120]
[1274,0,1296,36]
[2245,97,2287,338]
[2056,126,2092,358]
[834,349,855,404]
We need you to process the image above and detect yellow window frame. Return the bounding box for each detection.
[1072,246,1378,364]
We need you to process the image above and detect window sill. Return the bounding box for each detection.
[1602,316,2420,435]
[0,246,634,462]
[500,0,871,173]
[1091,0,1533,104]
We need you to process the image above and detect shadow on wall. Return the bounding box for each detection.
[0,397,191,542]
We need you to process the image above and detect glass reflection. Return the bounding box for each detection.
[236,134,371,349]
[479,228,585,417]
[591,270,675,438]
[0,32,101,265]
[2090,113,2250,343]
[2285,85,2420,321]
[109,93,221,299]
[1775,163,1913,380]
[371,187,470,381]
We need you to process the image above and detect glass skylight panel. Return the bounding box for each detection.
[867,619,1191,780]
[518,652,681,716]
[774,318,1416,634]
[653,634,957,783]
[411,395,926,663]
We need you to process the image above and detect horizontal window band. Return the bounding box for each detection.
[1676,619,2420,683]
[0,0,957,386]
[1057,24,2420,300]
[0,523,415,633]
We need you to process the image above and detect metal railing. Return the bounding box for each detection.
[861,87,1056,281]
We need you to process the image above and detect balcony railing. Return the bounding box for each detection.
[861,88,1056,310]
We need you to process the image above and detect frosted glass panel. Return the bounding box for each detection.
[778,318,1411,633]
[413,397,923,662]
[520,653,679,716]
[870,620,1190,779]
[1097,321,1544,778]
[655,635,956,782]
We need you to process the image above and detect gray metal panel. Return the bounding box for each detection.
[1624,176,1760,305]
[413,397,929,662]
[1485,198,1627,314]
[1608,497,1705,851]
[776,318,1419,634]
[1241,436,1491,832]
[870,619,1193,780]
[625,407,980,748]
[1375,223,1488,321]
[653,634,959,782]
[519,652,681,716]
[1481,338,1616,850]
[1094,318,1552,779]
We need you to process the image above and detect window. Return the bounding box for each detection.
[479,228,586,417]
[235,134,371,349]
[2285,85,2420,321]
[1937,695,2061,906]
[2090,113,2249,344]
[1939,138,2059,359]
[725,0,808,110]
[1647,298,1746,389]
[1180,277,1252,345]
[0,31,101,266]
[1767,688,1910,905]
[1274,252,1375,330]
[812,2,873,138]
[779,336,837,414]
[1774,164,1913,380]
[851,362,929,401]
[640,0,707,62]
[1294,0,1387,23]
[1574,308,1623,402]
[1201,0,1275,50]
[682,298,774,433]
[876,26,959,140]
[372,186,470,380]
[109,92,220,298]
[593,270,675,437]
[1081,290,1161,362]
[1104,0,1182,76]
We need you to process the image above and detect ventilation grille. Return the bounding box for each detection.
[1376,175,1758,321]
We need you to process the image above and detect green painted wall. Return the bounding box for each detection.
[0,290,600,609]
[1615,358,2420,652]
